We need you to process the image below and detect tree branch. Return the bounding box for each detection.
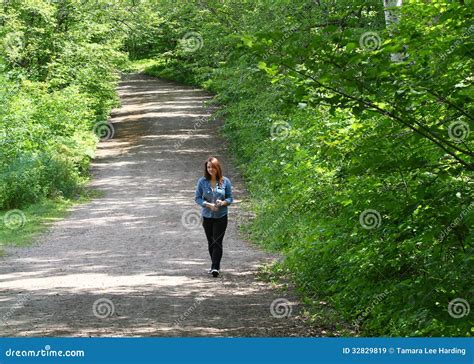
[280,63,473,170]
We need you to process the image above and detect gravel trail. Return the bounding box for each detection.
[0,73,314,337]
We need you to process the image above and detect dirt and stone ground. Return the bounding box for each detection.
[0,73,320,337]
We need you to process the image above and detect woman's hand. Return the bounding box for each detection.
[215,199,226,207]
[205,202,219,212]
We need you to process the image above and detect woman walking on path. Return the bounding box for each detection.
[195,156,233,277]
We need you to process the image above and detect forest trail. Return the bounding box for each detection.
[0,73,316,337]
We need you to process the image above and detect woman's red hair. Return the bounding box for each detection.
[204,156,224,186]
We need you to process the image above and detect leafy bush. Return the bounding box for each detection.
[0,152,83,209]
[0,0,129,209]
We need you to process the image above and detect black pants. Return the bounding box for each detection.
[202,214,228,270]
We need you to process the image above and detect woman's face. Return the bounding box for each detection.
[207,162,217,177]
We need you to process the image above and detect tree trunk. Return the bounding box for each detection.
[383,0,404,62]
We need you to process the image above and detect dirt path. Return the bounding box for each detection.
[0,73,315,337]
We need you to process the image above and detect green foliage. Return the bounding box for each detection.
[0,0,132,209]
[131,0,473,336]
[0,0,471,337]
[0,152,84,209]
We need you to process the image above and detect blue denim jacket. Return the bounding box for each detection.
[195,176,233,218]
